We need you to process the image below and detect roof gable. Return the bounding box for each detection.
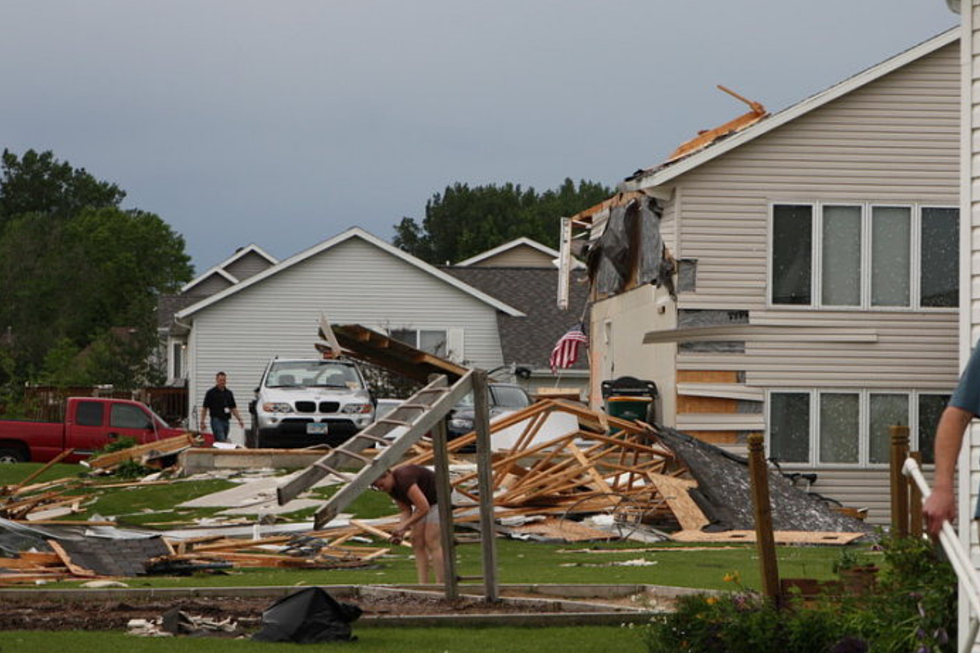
[175,228,525,320]
[456,236,585,269]
[623,28,959,192]
[181,243,278,294]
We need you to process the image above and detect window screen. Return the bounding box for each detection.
[918,394,949,465]
[821,205,861,306]
[869,394,908,464]
[871,206,911,307]
[819,393,859,463]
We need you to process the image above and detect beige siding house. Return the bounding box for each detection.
[579,29,961,525]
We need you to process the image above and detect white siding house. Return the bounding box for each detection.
[170,228,521,441]
[577,29,962,525]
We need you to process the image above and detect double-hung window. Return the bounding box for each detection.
[768,389,949,466]
[390,328,449,358]
[770,203,957,309]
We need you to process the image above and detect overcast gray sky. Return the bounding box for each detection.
[0,1,958,273]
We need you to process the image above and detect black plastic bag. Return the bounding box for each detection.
[252,587,362,643]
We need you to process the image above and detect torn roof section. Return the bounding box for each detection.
[661,85,768,167]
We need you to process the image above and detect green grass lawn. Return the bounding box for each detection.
[1,627,647,653]
[1,461,873,592]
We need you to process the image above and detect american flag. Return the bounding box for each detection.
[550,324,589,374]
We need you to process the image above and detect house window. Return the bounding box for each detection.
[771,205,812,305]
[819,393,859,464]
[390,328,448,358]
[770,203,957,309]
[917,394,950,465]
[769,392,810,463]
[172,343,183,379]
[768,390,948,466]
[920,208,958,308]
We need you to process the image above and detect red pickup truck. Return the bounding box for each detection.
[0,397,189,464]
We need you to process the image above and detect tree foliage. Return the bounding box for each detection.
[393,178,612,264]
[0,149,192,406]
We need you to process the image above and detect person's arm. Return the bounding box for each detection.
[391,484,431,541]
[231,406,244,428]
[390,498,414,544]
[923,405,973,536]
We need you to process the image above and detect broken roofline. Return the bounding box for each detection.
[621,27,959,193]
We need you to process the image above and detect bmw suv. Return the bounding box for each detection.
[248,357,375,448]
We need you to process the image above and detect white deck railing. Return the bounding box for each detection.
[903,458,980,653]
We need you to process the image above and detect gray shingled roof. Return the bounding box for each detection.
[443,267,590,371]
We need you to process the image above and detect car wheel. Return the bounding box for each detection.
[0,447,28,463]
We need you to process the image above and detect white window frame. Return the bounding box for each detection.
[768,202,957,312]
[766,388,946,468]
[388,327,450,356]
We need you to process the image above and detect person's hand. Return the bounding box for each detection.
[199,422,207,433]
[923,486,956,538]
[390,526,407,544]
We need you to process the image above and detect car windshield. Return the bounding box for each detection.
[454,385,530,410]
[266,361,362,389]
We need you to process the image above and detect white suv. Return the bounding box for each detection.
[248,357,375,448]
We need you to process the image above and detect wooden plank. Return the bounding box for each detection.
[670,530,866,545]
[4,448,75,495]
[349,520,412,548]
[676,396,738,414]
[86,433,196,470]
[648,473,708,531]
[472,368,498,602]
[677,370,740,383]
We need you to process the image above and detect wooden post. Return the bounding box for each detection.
[908,450,923,538]
[429,376,459,600]
[747,433,780,602]
[473,368,499,602]
[889,424,910,538]
[431,417,459,599]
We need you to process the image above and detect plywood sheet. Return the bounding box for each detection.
[648,473,707,531]
[510,518,614,542]
[670,530,866,545]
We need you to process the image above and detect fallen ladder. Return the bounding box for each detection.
[904,458,980,653]
[277,370,475,529]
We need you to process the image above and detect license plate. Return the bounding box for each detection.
[306,423,329,435]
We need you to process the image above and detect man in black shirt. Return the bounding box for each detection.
[200,372,244,443]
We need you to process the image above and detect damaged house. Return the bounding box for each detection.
[566,28,960,525]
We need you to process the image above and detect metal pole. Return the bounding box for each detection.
[747,433,780,601]
[473,368,499,602]
[889,424,910,537]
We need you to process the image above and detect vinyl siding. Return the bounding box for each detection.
[470,246,555,268]
[224,251,274,281]
[660,43,960,530]
[185,237,504,425]
[967,3,980,639]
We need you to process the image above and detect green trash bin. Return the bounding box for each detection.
[605,395,654,422]
[601,377,658,430]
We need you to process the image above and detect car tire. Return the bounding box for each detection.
[0,446,29,463]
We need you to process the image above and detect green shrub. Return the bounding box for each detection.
[643,535,955,653]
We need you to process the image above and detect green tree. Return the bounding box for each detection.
[394,178,612,264]
[0,150,192,410]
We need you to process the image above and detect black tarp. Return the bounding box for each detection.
[588,197,674,297]
[252,587,362,644]
[653,426,874,534]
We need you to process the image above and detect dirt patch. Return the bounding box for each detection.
[0,594,579,631]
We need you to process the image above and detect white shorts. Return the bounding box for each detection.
[423,508,440,525]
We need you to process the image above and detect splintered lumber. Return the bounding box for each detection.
[2,448,75,496]
[86,433,197,470]
[509,517,615,542]
[670,530,866,545]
